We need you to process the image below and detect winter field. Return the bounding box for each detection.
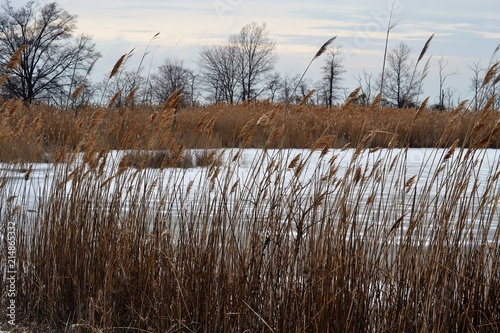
[1,143,499,331]
[1,84,500,332]
[0,5,499,329]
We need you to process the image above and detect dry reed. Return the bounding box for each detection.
[0,43,499,333]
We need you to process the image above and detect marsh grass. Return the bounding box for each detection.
[1,45,500,332]
[119,150,195,169]
[1,93,499,332]
[118,149,221,169]
[0,97,498,166]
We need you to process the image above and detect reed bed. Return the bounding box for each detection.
[0,99,498,166]
[1,91,499,332]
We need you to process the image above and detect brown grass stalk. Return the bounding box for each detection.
[6,44,27,69]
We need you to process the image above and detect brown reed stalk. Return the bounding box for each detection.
[107,90,122,108]
[298,89,316,106]
[342,86,362,110]
[99,54,127,106]
[110,54,127,79]
[71,83,86,100]
[6,44,27,69]
[405,33,434,107]
[0,73,9,87]
[482,61,498,88]
[238,118,256,146]
[124,86,139,107]
[133,32,160,85]
[379,0,398,104]
[163,88,183,110]
[290,36,337,103]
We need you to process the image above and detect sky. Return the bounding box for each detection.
[17,0,500,104]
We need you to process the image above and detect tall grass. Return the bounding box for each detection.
[1,90,499,332]
[0,100,498,165]
[1,41,500,332]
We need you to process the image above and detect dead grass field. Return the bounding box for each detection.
[1,98,499,165]
[1,94,499,332]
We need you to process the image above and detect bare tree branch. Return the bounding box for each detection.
[0,1,101,104]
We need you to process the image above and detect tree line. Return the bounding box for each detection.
[0,1,498,110]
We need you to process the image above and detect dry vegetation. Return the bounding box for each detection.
[0,97,499,166]
[0,90,499,332]
[1,34,500,330]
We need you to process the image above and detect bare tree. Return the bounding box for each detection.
[382,42,417,108]
[354,71,375,106]
[277,73,301,103]
[468,46,500,111]
[292,76,313,104]
[198,44,240,103]
[67,73,98,111]
[444,87,457,109]
[0,1,100,104]
[150,58,196,106]
[264,72,281,103]
[319,47,344,107]
[436,56,457,110]
[197,22,276,103]
[184,70,198,106]
[468,61,484,112]
[96,70,143,108]
[228,22,277,101]
[469,59,500,111]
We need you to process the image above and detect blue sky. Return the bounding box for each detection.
[29,0,500,103]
